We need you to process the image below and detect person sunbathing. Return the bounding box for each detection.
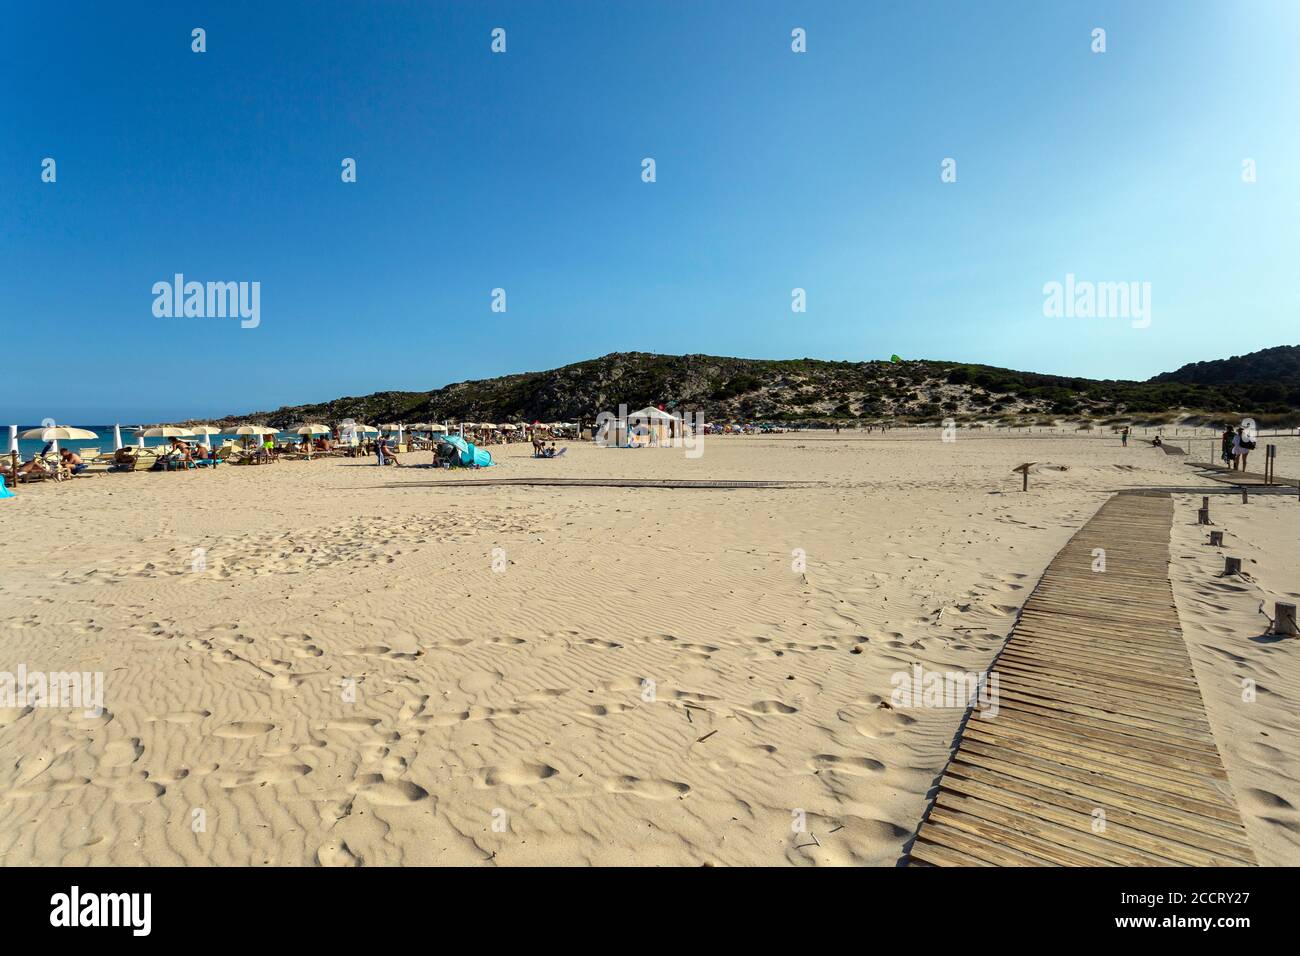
[12,456,53,477]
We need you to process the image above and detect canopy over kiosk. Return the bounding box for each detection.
[626,406,684,447]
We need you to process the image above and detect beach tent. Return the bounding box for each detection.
[626,406,681,446]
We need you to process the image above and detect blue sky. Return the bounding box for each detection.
[2,1,1297,423]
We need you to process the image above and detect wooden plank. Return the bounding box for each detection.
[908,493,1257,867]
[939,767,1254,865]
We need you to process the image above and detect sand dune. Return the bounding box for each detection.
[0,431,1294,865]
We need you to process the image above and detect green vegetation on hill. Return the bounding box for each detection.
[217,346,1300,429]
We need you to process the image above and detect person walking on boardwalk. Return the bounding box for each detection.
[1232,426,1251,472]
[1221,426,1235,466]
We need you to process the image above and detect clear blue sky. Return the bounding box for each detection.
[2,1,1297,423]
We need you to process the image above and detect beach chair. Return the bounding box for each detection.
[108,448,140,472]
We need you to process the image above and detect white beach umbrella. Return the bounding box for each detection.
[293,423,330,436]
[138,426,196,438]
[8,425,17,456]
[18,425,99,441]
[232,424,277,450]
[113,423,123,451]
[191,425,223,447]
[19,424,98,457]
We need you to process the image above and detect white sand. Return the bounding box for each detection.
[0,431,1295,865]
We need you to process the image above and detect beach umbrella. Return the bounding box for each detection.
[191,425,222,447]
[8,425,17,456]
[136,425,195,453]
[292,424,329,460]
[18,425,98,441]
[113,424,123,451]
[19,424,98,457]
[233,424,277,451]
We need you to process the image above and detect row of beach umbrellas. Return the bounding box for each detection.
[9,419,580,457]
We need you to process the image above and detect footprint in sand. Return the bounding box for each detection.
[809,754,886,776]
[474,762,558,788]
[217,762,311,789]
[850,709,917,739]
[212,721,277,740]
[605,776,691,800]
[14,749,55,785]
[583,702,633,717]
[148,709,212,724]
[352,773,429,806]
[318,717,383,734]
[739,700,798,715]
[100,738,144,768]
[0,707,34,728]
[107,780,165,806]
[316,840,362,867]
[7,776,92,799]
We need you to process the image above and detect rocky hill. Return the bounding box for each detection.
[215,347,1300,429]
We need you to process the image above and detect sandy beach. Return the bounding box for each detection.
[0,431,1296,866]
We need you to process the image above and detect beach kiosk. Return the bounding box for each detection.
[626,406,682,447]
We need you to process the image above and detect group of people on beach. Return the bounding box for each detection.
[2,444,89,479]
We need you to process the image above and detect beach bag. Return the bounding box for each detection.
[1243,438,1257,450]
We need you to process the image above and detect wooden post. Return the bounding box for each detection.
[1275,602,1298,637]
[1242,487,1249,504]
[1224,556,1242,576]
[1197,508,1211,525]
[1209,530,1224,546]
[8,450,16,492]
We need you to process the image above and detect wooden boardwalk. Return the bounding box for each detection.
[1185,460,1299,489]
[909,494,1256,866]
